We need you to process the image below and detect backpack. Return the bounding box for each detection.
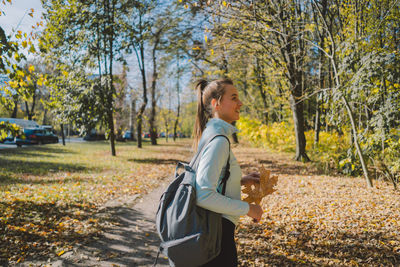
[155,134,231,267]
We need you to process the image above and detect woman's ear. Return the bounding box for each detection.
[211,98,218,110]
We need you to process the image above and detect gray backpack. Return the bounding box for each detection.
[155,134,231,267]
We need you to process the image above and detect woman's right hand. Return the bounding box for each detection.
[247,203,263,223]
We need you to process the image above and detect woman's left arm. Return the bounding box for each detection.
[196,137,249,216]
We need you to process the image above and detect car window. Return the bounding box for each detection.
[24,129,34,135]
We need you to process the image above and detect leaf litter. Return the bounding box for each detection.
[1,140,400,266]
[234,145,400,266]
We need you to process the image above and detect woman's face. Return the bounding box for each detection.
[213,84,243,124]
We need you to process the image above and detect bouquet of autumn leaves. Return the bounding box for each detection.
[241,166,278,205]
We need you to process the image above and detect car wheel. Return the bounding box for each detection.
[17,144,22,147]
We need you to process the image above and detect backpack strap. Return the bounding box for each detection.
[219,152,230,196]
[191,134,231,196]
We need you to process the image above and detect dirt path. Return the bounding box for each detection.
[20,181,170,267]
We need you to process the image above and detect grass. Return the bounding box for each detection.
[1,138,400,266]
[0,139,193,264]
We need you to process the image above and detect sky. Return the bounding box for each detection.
[0,0,194,107]
[0,0,44,37]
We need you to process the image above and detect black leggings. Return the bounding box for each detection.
[202,218,238,267]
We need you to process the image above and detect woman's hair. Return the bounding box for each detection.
[192,78,233,150]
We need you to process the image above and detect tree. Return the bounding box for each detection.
[148,10,171,145]
[41,0,135,156]
[0,2,38,137]
[182,0,312,161]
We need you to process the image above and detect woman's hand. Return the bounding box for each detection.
[247,203,263,223]
[241,172,260,185]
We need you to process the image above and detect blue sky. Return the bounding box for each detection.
[0,0,44,36]
[0,1,194,106]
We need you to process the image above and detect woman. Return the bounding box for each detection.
[193,78,263,266]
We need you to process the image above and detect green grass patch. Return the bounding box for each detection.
[0,139,192,264]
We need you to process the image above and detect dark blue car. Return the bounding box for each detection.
[16,128,59,147]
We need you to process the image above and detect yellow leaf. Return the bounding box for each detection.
[204,35,207,43]
[57,250,65,256]
[29,45,36,53]
[22,40,27,48]
[8,80,18,88]
[223,1,227,6]
[28,65,35,73]
[16,69,25,77]
[19,80,28,87]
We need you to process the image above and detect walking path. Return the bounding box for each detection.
[21,181,170,267]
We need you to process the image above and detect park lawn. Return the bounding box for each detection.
[0,139,193,264]
[233,145,400,266]
[1,139,400,266]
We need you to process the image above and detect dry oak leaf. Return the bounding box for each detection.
[242,166,278,205]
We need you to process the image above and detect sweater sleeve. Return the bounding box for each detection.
[195,136,249,216]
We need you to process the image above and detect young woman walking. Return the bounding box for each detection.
[193,78,263,266]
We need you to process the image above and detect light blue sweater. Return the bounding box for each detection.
[195,118,250,225]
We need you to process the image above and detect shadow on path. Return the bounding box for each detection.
[128,158,181,165]
[32,183,171,267]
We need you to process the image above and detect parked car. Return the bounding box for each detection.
[123,131,133,140]
[143,132,151,138]
[16,128,59,147]
[83,133,106,141]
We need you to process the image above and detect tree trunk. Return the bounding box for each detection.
[42,109,47,125]
[342,95,372,187]
[136,14,148,149]
[314,102,320,146]
[314,54,325,146]
[60,123,65,146]
[173,53,181,142]
[149,36,160,146]
[286,41,310,162]
[255,56,268,124]
[173,103,180,141]
[107,0,116,156]
[290,93,310,162]
[11,99,18,118]
[25,101,32,120]
[107,108,116,156]
[130,97,136,141]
